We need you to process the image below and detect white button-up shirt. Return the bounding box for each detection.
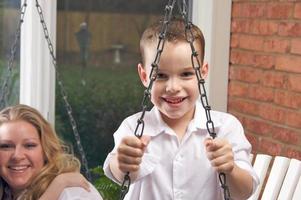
[104,102,259,200]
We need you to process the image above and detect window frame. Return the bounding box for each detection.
[192,0,232,112]
[20,0,56,123]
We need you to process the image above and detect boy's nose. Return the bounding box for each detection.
[166,78,181,93]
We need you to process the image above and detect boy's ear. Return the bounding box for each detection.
[138,63,148,87]
[201,62,209,79]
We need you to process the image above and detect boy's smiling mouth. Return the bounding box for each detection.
[162,97,186,104]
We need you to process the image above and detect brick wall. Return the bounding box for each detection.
[229,0,301,159]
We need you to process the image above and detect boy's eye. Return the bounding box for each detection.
[181,71,195,77]
[0,143,14,150]
[156,73,167,79]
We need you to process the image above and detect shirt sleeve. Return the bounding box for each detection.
[103,115,160,184]
[218,113,260,194]
[103,117,133,184]
[58,183,103,200]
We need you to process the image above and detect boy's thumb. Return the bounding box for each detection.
[140,135,151,147]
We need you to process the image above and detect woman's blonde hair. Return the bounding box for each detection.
[0,104,81,200]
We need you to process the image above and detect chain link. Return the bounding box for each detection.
[119,0,177,199]
[35,0,91,181]
[0,0,27,109]
[178,0,231,199]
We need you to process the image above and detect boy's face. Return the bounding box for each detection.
[138,41,208,124]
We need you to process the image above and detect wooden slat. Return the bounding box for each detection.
[248,154,272,200]
[277,159,301,200]
[292,176,301,200]
[261,156,290,200]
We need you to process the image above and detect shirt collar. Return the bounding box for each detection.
[148,100,222,137]
[192,100,222,131]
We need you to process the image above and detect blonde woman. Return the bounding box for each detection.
[0,104,103,200]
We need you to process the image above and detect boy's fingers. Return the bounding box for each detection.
[122,136,144,148]
[119,163,140,172]
[204,138,215,151]
[118,153,142,165]
[205,138,226,151]
[140,135,151,147]
[118,144,144,157]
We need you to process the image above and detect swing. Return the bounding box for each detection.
[118,1,231,200]
[0,0,91,181]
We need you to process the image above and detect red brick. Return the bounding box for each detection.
[244,118,273,136]
[291,38,301,55]
[234,114,246,126]
[254,54,275,69]
[239,35,264,51]
[230,50,254,66]
[248,85,274,102]
[228,98,236,112]
[258,104,286,123]
[229,66,262,83]
[275,55,301,73]
[261,71,287,89]
[231,19,249,33]
[228,81,249,97]
[258,138,282,156]
[294,3,301,19]
[288,74,301,92]
[266,3,293,19]
[274,90,301,109]
[232,2,266,18]
[286,111,301,129]
[279,22,301,37]
[272,126,300,145]
[232,19,278,35]
[249,20,278,35]
[230,34,239,48]
[285,148,301,160]
[245,134,259,152]
[228,98,260,116]
[263,38,290,53]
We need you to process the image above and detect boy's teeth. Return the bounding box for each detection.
[166,98,183,103]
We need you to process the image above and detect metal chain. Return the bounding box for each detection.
[0,0,27,108]
[178,0,231,199]
[35,0,91,181]
[119,1,177,199]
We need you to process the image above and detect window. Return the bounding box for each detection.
[0,0,20,109]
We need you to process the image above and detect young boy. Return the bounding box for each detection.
[103,18,259,200]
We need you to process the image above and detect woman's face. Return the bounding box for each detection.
[0,120,44,194]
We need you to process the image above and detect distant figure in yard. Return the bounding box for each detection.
[75,22,91,86]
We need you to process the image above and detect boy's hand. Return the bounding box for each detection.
[117,135,150,173]
[204,138,234,174]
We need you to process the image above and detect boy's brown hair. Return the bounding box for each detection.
[140,18,205,66]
